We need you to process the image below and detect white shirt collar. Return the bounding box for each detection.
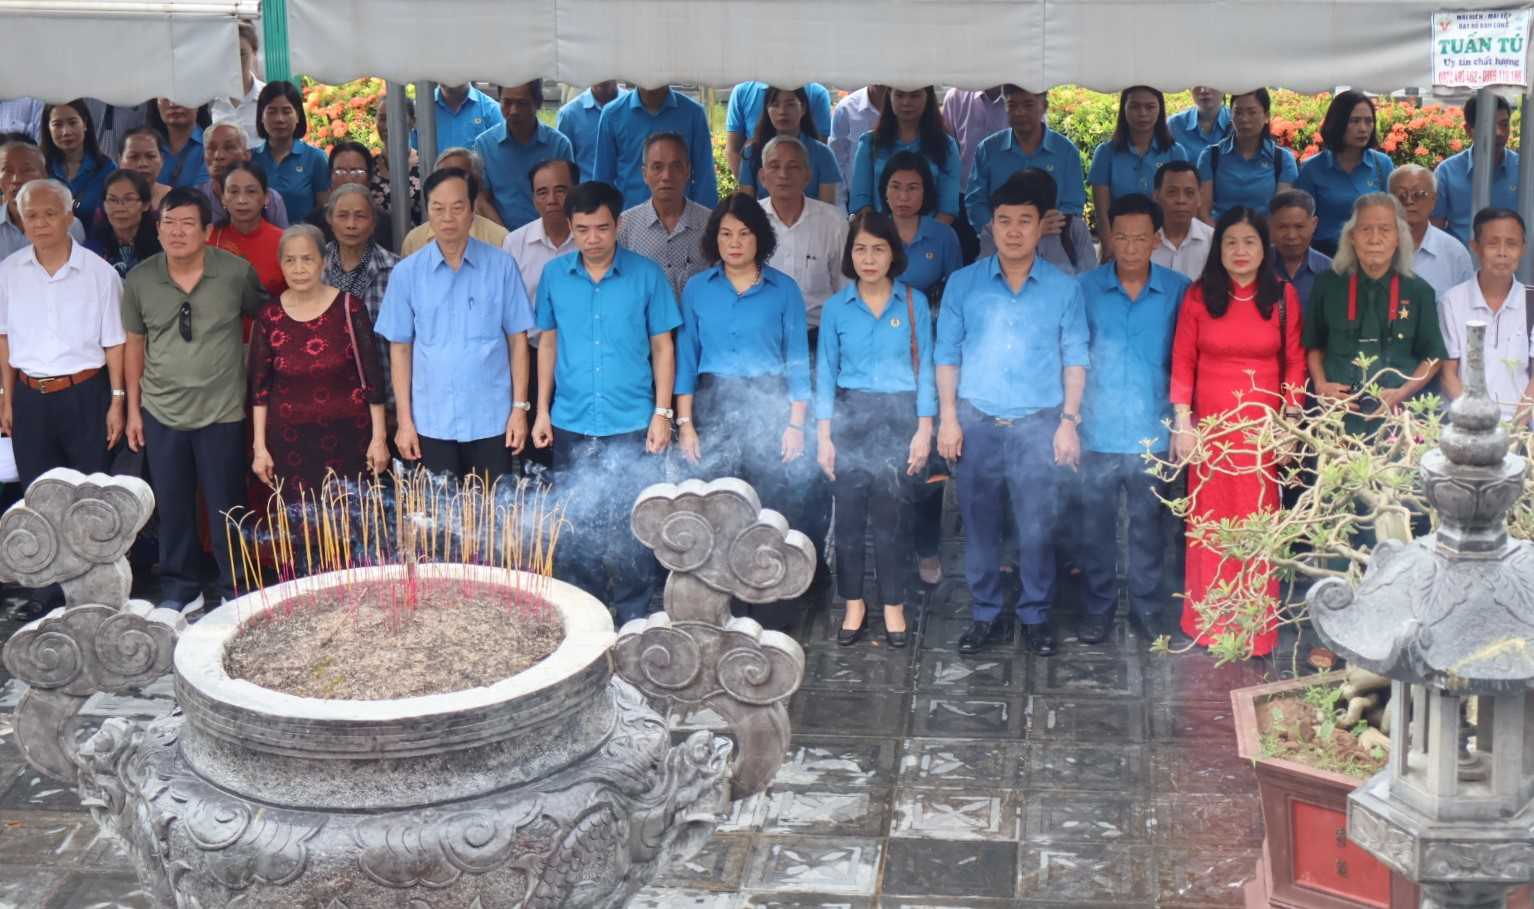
[1158,218,1212,251]
[1416,224,1456,260]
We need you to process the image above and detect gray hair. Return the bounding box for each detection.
[324,182,376,219]
[0,140,44,169]
[15,178,73,214]
[1268,188,1316,218]
[1387,162,1436,193]
[277,223,326,258]
[205,119,249,149]
[760,134,809,166]
[433,146,485,180]
[1331,192,1415,278]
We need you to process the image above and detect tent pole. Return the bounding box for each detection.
[415,81,439,177]
[1519,93,1534,283]
[1472,88,1497,217]
[260,0,291,83]
[386,83,410,252]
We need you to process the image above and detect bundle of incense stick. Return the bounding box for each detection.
[225,467,567,622]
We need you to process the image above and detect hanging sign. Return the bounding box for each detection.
[1432,9,1532,89]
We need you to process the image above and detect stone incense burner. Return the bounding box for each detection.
[0,471,808,908]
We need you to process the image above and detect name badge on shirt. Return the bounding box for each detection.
[925,251,934,260]
[891,318,901,328]
[296,165,304,173]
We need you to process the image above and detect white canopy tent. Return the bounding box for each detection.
[0,0,256,105]
[288,0,1527,94]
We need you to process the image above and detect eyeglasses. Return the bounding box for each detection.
[104,195,142,207]
[178,301,192,341]
[334,168,369,177]
[1394,190,1432,204]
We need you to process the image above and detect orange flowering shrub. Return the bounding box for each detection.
[301,77,390,152]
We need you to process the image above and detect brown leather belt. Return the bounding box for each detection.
[20,367,101,394]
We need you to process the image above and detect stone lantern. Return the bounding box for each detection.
[1308,322,1534,908]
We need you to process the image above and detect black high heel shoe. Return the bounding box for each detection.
[883,606,910,649]
[837,605,868,646]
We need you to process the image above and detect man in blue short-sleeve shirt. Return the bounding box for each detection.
[594,87,717,210]
[1075,193,1189,646]
[414,83,504,155]
[556,82,622,182]
[531,181,681,624]
[376,167,533,482]
[1167,87,1231,160]
[966,86,1087,234]
[474,80,575,231]
[1433,93,1519,246]
[935,170,1088,659]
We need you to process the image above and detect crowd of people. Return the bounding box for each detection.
[0,33,1526,660]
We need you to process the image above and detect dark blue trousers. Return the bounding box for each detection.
[141,411,246,606]
[1075,450,1169,622]
[550,427,658,625]
[955,403,1060,625]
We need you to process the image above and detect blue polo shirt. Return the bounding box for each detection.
[1196,137,1299,218]
[414,84,504,154]
[1271,247,1333,314]
[1088,140,1190,202]
[1433,147,1520,246]
[1077,262,1189,454]
[1168,106,1232,161]
[726,82,834,140]
[473,122,575,231]
[739,136,843,198]
[375,237,535,443]
[158,128,206,188]
[556,87,619,181]
[50,154,116,225]
[900,216,962,296]
[675,265,811,400]
[535,248,682,437]
[593,89,718,210]
[935,255,1090,418]
[815,281,937,420]
[966,127,1087,230]
[849,132,963,217]
[250,139,331,224]
[1294,148,1395,248]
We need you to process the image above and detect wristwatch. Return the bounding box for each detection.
[512,400,531,411]
[1060,412,1082,425]
[676,416,692,426]
[111,389,126,398]
[654,407,674,420]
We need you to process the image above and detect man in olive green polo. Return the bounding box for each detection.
[122,187,267,615]
[1303,192,1446,432]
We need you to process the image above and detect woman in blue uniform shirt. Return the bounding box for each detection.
[815,210,936,649]
[848,86,961,222]
[880,151,962,299]
[1089,86,1188,255]
[1295,90,1394,256]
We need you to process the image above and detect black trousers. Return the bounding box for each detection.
[829,389,918,606]
[1075,450,1170,622]
[12,370,112,487]
[549,426,658,624]
[141,411,245,606]
[419,434,510,484]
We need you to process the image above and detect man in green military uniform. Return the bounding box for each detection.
[1304,192,1447,429]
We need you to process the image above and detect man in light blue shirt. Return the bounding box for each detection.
[474,80,575,231]
[0,141,84,261]
[555,82,621,182]
[1432,93,1519,246]
[966,86,1087,243]
[1168,87,1231,161]
[532,181,681,623]
[376,167,533,482]
[1392,164,1474,299]
[936,170,1089,658]
[413,83,504,155]
[594,87,717,210]
[725,81,833,176]
[1075,193,1189,646]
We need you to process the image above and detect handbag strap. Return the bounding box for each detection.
[340,294,369,391]
[1276,290,1288,400]
[905,284,919,381]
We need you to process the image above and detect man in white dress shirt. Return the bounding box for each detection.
[0,178,126,487]
[1150,160,1213,280]
[757,136,848,344]
[1391,164,1474,299]
[1438,207,1533,423]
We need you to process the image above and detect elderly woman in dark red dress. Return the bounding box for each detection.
[249,224,389,494]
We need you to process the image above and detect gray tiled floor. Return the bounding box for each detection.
[0,550,1285,907]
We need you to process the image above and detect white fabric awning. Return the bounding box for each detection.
[0,0,255,105]
[289,0,1531,95]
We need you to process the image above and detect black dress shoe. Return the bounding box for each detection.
[1128,611,1168,642]
[837,617,868,646]
[6,599,49,621]
[1076,615,1113,645]
[957,620,997,655]
[885,628,910,649]
[1021,622,1058,656]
